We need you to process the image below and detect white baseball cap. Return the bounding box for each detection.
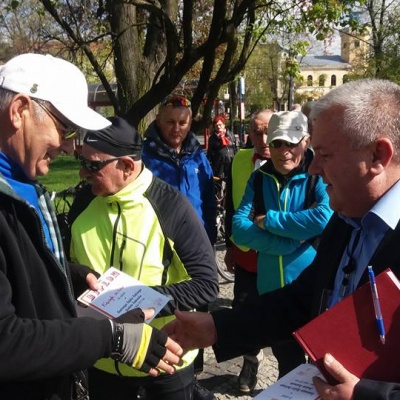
[0,53,111,131]
[267,111,309,144]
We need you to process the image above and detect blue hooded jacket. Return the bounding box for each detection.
[142,121,216,244]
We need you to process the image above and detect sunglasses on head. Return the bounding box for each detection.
[33,99,76,140]
[161,95,191,108]
[74,152,136,172]
[269,136,305,149]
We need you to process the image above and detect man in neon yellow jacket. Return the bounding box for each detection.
[68,117,219,400]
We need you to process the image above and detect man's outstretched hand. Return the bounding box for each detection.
[163,310,218,350]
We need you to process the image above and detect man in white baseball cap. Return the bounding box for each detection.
[232,109,332,378]
[0,53,182,400]
[0,53,110,131]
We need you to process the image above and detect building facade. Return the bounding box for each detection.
[275,29,370,109]
[296,28,370,103]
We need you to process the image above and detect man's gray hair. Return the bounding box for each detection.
[0,87,47,122]
[310,79,400,161]
[251,108,274,122]
[0,88,15,114]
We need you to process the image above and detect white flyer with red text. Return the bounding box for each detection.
[78,267,169,322]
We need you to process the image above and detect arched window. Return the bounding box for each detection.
[343,75,349,83]
[331,75,337,86]
[319,75,326,87]
[307,75,313,86]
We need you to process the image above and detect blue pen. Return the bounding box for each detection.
[367,265,386,345]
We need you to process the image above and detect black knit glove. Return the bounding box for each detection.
[110,309,168,373]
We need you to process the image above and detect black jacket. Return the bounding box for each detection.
[0,177,112,399]
[206,129,236,179]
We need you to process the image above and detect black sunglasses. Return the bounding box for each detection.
[269,136,306,149]
[33,99,76,140]
[74,152,136,172]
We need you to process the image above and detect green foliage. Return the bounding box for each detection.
[244,43,276,110]
[303,0,364,39]
[0,0,373,126]
[7,1,20,10]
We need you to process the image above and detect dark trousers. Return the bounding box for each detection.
[271,340,306,378]
[232,265,260,308]
[88,364,194,400]
[232,266,261,358]
[234,266,306,373]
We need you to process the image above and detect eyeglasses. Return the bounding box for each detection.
[74,152,136,172]
[33,100,76,140]
[269,136,305,149]
[161,95,191,108]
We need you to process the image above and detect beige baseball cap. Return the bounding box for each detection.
[0,53,111,131]
[267,111,309,144]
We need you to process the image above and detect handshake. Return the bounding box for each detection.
[109,308,217,376]
[80,268,186,376]
[109,309,183,377]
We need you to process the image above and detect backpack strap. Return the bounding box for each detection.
[252,169,265,216]
[304,175,321,249]
[304,175,319,209]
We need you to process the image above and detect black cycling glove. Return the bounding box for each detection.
[110,309,168,373]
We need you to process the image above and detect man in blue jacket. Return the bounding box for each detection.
[142,95,216,246]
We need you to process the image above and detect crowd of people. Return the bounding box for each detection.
[1,51,400,400]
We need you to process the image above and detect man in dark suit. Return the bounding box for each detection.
[164,78,400,400]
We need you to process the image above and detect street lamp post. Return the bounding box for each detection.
[288,73,294,111]
[238,76,245,146]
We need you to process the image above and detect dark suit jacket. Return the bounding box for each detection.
[354,378,400,399]
[212,213,400,398]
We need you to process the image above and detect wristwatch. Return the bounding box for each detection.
[110,321,124,360]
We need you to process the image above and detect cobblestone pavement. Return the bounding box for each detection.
[196,264,279,400]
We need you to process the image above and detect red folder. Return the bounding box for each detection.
[293,269,400,384]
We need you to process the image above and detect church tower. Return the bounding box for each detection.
[340,27,370,65]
